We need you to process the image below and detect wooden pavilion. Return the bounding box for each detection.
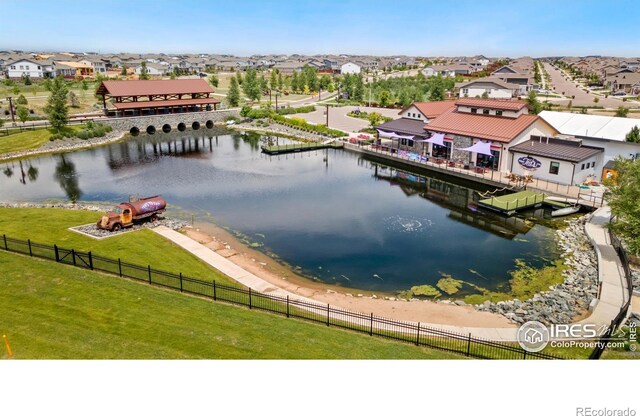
[96,79,220,117]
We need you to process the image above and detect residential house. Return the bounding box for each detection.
[490,65,533,94]
[605,71,640,94]
[455,78,518,99]
[340,62,361,75]
[6,58,55,79]
[135,62,169,76]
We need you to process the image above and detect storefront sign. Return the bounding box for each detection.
[518,156,542,171]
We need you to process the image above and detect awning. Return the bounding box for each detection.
[377,130,415,140]
[457,141,493,156]
[422,132,445,146]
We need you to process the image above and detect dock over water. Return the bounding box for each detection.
[261,141,343,155]
[478,190,570,215]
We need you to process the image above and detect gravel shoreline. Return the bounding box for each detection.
[0,130,127,161]
[474,215,599,326]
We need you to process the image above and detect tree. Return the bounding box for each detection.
[626,126,640,143]
[291,71,300,93]
[44,75,69,133]
[170,72,176,80]
[242,68,261,101]
[277,72,283,90]
[526,90,542,114]
[481,91,489,99]
[0,117,3,128]
[16,94,28,105]
[319,74,331,90]
[209,74,219,88]
[81,79,89,96]
[368,112,383,127]
[121,65,128,76]
[260,73,268,93]
[353,74,364,102]
[22,74,32,85]
[270,69,278,90]
[605,157,640,255]
[429,76,445,101]
[69,91,80,108]
[16,105,30,123]
[42,78,52,92]
[139,62,150,80]
[227,75,241,107]
[615,106,629,118]
[398,89,412,107]
[12,86,20,95]
[378,90,391,107]
[236,69,243,85]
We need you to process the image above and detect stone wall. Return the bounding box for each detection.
[451,135,473,164]
[101,109,240,134]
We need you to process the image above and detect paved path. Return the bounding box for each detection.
[579,206,631,327]
[544,63,639,109]
[291,105,400,133]
[152,205,628,343]
[152,225,518,341]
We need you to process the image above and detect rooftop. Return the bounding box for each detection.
[376,118,429,136]
[539,111,640,142]
[97,79,214,97]
[409,100,457,119]
[426,107,545,143]
[509,136,603,163]
[455,98,527,111]
[112,97,219,110]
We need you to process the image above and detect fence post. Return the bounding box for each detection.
[286,295,290,318]
[370,313,373,336]
[179,272,183,292]
[466,333,472,357]
[54,244,59,262]
[28,239,32,257]
[71,249,76,266]
[249,287,252,309]
[148,265,151,284]
[326,304,330,326]
[523,349,527,360]
[416,322,420,346]
[118,258,122,277]
[213,280,217,301]
[88,251,93,270]
[2,234,7,251]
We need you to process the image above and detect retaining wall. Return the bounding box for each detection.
[100,109,240,135]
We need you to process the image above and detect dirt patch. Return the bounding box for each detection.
[185,223,515,328]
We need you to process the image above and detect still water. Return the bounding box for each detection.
[0,128,561,294]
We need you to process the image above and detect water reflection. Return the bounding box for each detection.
[2,160,39,185]
[53,154,82,203]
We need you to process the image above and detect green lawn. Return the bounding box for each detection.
[0,207,238,286]
[0,252,460,359]
[0,126,82,155]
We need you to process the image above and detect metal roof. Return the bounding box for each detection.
[539,111,640,142]
[376,118,428,136]
[112,97,219,110]
[509,137,603,162]
[426,108,545,143]
[97,79,214,97]
[409,100,457,119]
[455,98,527,111]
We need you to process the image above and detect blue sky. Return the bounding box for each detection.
[1,0,639,57]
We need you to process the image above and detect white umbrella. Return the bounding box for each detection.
[457,140,493,156]
[422,132,445,146]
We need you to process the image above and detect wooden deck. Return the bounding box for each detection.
[478,190,571,215]
[261,141,343,155]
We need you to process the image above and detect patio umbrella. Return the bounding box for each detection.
[457,140,493,156]
[376,130,415,139]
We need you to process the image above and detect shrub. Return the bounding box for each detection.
[76,130,89,140]
[224,115,240,122]
[49,133,63,141]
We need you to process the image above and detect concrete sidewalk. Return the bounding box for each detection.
[152,226,518,341]
[579,206,631,327]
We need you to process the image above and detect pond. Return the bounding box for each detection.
[0,128,564,295]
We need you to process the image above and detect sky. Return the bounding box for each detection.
[1,0,639,57]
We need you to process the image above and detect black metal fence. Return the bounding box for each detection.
[0,119,88,136]
[0,234,562,360]
[589,228,634,359]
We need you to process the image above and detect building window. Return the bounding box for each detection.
[38,66,41,70]
[471,108,477,114]
[591,161,595,168]
[19,65,24,70]
[483,109,490,115]
[10,65,15,70]
[462,88,469,94]
[581,163,585,170]
[496,110,503,116]
[549,161,560,175]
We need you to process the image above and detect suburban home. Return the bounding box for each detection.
[57,60,94,77]
[53,62,76,78]
[135,62,169,76]
[340,62,361,75]
[421,67,437,77]
[604,72,640,94]
[455,78,518,99]
[423,98,558,172]
[538,110,640,181]
[6,58,55,79]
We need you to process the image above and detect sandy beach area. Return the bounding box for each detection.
[187,221,515,328]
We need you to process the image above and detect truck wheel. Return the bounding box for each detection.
[150,215,158,222]
[112,223,122,232]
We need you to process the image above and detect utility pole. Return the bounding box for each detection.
[325,104,329,127]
